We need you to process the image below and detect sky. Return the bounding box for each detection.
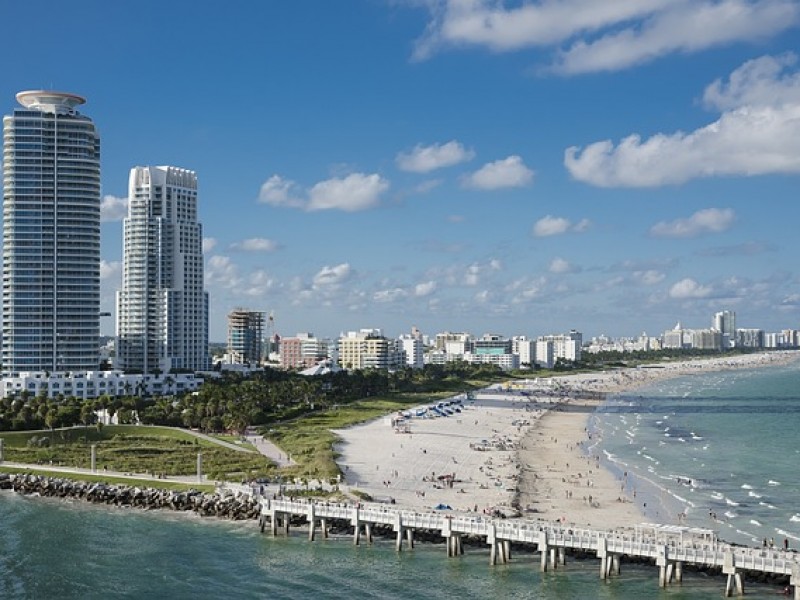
[1,0,799,343]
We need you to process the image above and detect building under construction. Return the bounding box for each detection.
[227,309,265,364]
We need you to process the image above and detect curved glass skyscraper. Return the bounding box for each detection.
[2,91,101,376]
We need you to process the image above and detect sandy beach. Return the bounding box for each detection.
[334,351,798,529]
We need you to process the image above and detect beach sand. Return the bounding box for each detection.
[334,351,797,529]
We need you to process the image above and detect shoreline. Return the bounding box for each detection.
[335,351,800,531]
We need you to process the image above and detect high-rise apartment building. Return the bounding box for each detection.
[2,91,101,376]
[227,309,264,365]
[116,166,209,373]
[713,310,736,348]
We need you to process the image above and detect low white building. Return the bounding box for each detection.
[1,371,202,400]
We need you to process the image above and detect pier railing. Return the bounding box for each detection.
[260,498,800,597]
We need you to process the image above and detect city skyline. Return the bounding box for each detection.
[2,2,799,342]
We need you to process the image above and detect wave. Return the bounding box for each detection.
[741,484,753,490]
[750,519,762,526]
[790,514,800,523]
[724,510,737,519]
[748,491,763,499]
[768,480,781,486]
[725,498,740,507]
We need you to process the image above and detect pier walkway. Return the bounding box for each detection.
[259,497,800,598]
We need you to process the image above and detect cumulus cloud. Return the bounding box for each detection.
[552,1,799,75]
[396,140,475,173]
[308,173,389,212]
[313,263,353,288]
[464,259,502,286]
[100,195,128,222]
[202,238,218,253]
[703,52,800,110]
[462,155,534,190]
[548,257,572,274]
[669,277,712,299]
[100,260,121,280]
[258,173,389,212]
[532,215,590,237]
[566,54,800,187]
[414,280,437,297]
[650,208,735,238]
[205,255,241,288]
[230,237,280,252]
[258,175,304,208]
[410,0,799,73]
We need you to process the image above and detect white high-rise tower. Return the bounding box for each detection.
[2,91,101,376]
[116,166,209,373]
[713,310,736,349]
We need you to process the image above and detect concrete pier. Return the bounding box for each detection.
[258,498,800,596]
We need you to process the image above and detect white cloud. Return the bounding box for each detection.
[396,140,475,173]
[651,208,735,238]
[230,237,280,252]
[464,259,502,286]
[633,270,666,285]
[548,257,572,274]
[258,172,390,212]
[205,255,241,288]
[308,173,389,212]
[565,54,800,187]
[100,195,128,222]
[414,280,437,297]
[373,288,408,303]
[100,260,121,280]
[553,1,799,75]
[411,0,799,74]
[669,277,712,299]
[703,52,800,111]
[462,155,534,190]
[258,175,304,208]
[313,263,353,288]
[532,215,590,237]
[202,237,218,253]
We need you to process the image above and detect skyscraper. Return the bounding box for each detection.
[116,166,209,374]
[2,91,101,376]
[713,310,736,349]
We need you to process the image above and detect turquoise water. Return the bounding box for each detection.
[593,357,800,548]
[2,360,798,598]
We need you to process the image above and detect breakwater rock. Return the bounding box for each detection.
[0,472,259,520]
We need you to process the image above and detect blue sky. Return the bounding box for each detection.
[2,1,799,342]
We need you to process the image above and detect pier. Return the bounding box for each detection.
[259,498,800,598]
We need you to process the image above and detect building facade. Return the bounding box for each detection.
[338,329,403,371]
[116,166,209,373]
[227,309,264,364]
[713,310,736,348]
[2,91,101,376]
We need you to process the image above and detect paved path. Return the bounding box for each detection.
[0,461,206,485]
[180,429,256,453]
[245,432,296,468]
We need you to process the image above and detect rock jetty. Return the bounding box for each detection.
[0,473,259,520]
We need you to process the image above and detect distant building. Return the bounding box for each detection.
[399,329,424,369]
[537,330,582,363]
[713,310,736,348]
[663,323,692,349]
[736,328,764,349]
[512,336,535,367]
[535,339,555,369]
[227,309,264,365]
[1,371,201,400]
[338,329,404,371]
[691,328,722,351]
[280,333,330,370]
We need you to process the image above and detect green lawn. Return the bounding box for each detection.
[0,425,273,481]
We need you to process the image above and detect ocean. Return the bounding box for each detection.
[2,359,798,599]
